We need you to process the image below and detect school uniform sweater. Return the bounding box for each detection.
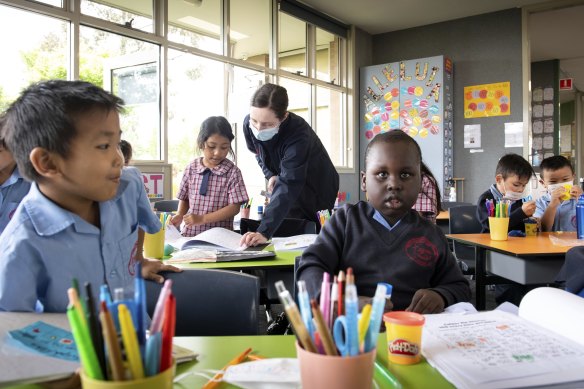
[243,112,339,238]
[296,202,471,311]
[476,185,528,233]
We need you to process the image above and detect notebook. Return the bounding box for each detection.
[422,287,584,389]
[165,227,275,263]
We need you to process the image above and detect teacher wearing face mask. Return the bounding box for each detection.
[240,83,339,247]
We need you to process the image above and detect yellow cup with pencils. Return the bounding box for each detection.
[144,228,165,259]
[488,217,509,241]
[80,363,174,389]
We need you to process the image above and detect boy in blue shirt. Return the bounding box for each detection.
[0,134,30,234]
[534,155,583,231]
[0,80,179,312]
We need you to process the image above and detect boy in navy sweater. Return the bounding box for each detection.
[297,131,470,313]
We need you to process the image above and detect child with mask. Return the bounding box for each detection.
[476,153,536,233]
[534,155,583,232]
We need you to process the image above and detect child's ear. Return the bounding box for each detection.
[360,171,367,193]
[29,147,61,178]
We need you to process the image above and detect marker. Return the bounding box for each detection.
[119,304,145,379]
[337,271,345,316]
[85,282,106,377]
[297,280,315,341]
[67,305,103,380]
[319,273,331,328]
[99,302,125,381]
[329,276,338,329]
[358,303,372,349]
[364,284,390,352]
[344,284,359,356]
[276,281,317,353]
[150,279,173,333]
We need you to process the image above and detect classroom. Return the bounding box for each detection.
[1,0,584,388]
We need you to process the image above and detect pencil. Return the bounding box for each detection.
[99,302,125,381]
[337,271,345,317]
[202,348,252,389]
[310,300,338,356]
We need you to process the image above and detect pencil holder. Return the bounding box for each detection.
[240,207,250,219]
[383,311,425,365]
[488,217,510,241]
[144,228,165,259]
[80,362,175,389]
[296,342,376,389]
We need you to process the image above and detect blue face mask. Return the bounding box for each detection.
[250,123,279,141]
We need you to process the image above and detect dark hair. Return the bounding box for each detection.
[495,154,534,180]
[365,130,422,170]
[421,161,444,213]
[120,140,133,165]
[2,80,124,181]
[539,155,573,179]
[197,116,235,159]
[250,83,288,120]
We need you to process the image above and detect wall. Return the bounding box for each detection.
[369,9,524,203]
[340,26,372,204]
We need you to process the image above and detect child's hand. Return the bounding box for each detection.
[267,176,278,194]
[183,213,204,227]
[240,231,268,247]
[521,200,536,216]
[405,289,444,314]
[549,187,565,206]
[141,258,182,284]
[570,185,583,199]
[169,214,183,228]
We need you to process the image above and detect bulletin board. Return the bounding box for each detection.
[463,82,511,118]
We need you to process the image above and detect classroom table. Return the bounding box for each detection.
[447,232,570,310]
[168,248,299,271]
[173,335,453,389]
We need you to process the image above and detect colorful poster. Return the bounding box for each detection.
[464,81,510,118]
[143,173,164,199]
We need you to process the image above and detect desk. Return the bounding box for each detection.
[436,210,449,221]
[447,232,569,310]
[173,335,452,389]
[169,249,299,271]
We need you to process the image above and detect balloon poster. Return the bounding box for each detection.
[464,82,510,118]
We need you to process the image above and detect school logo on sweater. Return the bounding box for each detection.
[405,237,438,267]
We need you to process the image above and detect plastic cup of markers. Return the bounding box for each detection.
[383,311,425,365]
[296,342,376,389]
[144,228,165,259]
[488,217,510,241]
[240,207,250,219]
[80,361,175,389]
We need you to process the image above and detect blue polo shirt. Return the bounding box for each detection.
[0,167,31,234]
[0,168,160,312]
[534,193,577,231]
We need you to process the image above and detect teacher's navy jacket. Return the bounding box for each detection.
[243,112,339,238]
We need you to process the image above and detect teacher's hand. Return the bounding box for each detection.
[240,232,268,247]
[267,176,278,194]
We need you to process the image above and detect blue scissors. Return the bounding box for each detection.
[333,284,359,356]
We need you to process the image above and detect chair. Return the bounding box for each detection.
[442,201,473,210]
[448,205,483,275]
[145,269,260,336]
[153,200,179,212]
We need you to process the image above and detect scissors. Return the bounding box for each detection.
[332,284,359,356]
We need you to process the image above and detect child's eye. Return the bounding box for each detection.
[376,172,388,178]
[97,144,110,150]
[400,172,412,179]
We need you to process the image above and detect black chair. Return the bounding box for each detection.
[153,200,179,212]
[240,218,317,236]
[145,269,260,336]
[448,205,483,275]
[442,201,473,210]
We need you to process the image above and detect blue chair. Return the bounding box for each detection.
[145,269,260,336]
[153,200,179,212]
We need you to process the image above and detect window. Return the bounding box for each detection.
[0,5,68,111]
[4,0,352,199]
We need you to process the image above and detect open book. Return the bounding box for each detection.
[423,287,584,389]
[165,227,275,263]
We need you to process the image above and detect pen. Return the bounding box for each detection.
[296,280,315,341]
[364,284,389,352]
[344,284,359,356]
[150,279,173,333]
[67,287,87,328]
[202,348,252,389]
[99,301,125,381]
[134,262,147,348]
[67,305,103,380]
[358,303,372,349]
[319,273,331,328]
[329,276,338,329]
[85,282,106,378]
[119,303,145,379]
[310,299,338,356]
[99,285,112,305]
[160,293,176,372]
[276,281,317,353]
[337,271,345,317]
[145,332,162,376]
